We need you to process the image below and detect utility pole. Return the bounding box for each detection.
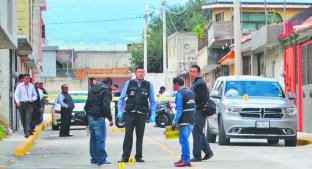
[234,0,242,75]
[144,5,148,74]
[162,0,167,86]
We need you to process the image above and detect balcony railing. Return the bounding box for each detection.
[207,21,234,48]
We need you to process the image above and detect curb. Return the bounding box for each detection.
[297,138,312,145]
[15,115,52,156]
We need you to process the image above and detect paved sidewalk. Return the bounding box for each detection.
[298,132,312,139]
[0,131,25,168]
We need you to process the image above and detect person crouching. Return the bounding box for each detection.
[171,77,196,167]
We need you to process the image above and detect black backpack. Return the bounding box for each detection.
[200,98,216,117]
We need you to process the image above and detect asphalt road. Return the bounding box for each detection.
[6,123,312,169]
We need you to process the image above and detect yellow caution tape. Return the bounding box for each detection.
[43,94,175,102]
[118,162,125,168]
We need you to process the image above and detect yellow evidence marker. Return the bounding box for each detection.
[128,158,136,164]
[243,94,249,100]
[120,128,125,132]
[111,128,117,132]
[118,162,125,168]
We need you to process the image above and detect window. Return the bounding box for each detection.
[237,12,283,34]
[215,12,224,22]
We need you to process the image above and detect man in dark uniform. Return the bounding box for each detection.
[117,66,156,163]
[57,84,75,137]
[189,65,213,162]
[171,77,196,167]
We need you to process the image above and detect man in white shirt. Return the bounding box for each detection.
[14,74,37,138]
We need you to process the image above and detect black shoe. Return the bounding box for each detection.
[59,135,67,137]
[202,154,213,160]
[135,158,145,163]
[66,134,73,137]
[191,158,202,162]
[118,158,129,163]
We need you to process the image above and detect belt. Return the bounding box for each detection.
[20,101,32,104]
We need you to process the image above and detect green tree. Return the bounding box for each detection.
[128,0,211,73]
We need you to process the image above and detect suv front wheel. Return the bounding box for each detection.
[285,135,297,147]
[218,116,230,145]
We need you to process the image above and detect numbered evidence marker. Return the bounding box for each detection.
[111,128,117,132]
[243,94,249,100]
[118,162,125,168]
[119,128,125,132]
[128,158,136,164]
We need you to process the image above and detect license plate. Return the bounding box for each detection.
[256,121,270,128]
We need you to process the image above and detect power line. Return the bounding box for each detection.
[166,3,191,15]
[46,16,144,25]
[48,0,88,9]
[168,12,179,32]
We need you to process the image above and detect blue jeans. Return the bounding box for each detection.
[179,125,194,163]
[88,116,107,165]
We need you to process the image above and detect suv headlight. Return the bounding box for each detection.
[224,106,240,113]
[282,108,297,115]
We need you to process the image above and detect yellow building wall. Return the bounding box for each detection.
[16,0,33,41]
[212,7,306,22]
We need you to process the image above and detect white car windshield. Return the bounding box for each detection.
[224,81,285,98]
[70,93,88,103]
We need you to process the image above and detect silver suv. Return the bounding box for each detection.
[206,76,297,146]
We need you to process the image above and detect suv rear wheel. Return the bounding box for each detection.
[218,116,230,145]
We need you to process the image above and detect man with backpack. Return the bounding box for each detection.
[189,65,214,162]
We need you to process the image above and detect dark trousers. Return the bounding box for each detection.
[31,104,42,131]
[122,113,147,160]
[19,102,34,136]
[192,110,213,159]
[59,109,72,136]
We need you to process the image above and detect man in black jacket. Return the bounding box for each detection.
[84,78,114,166]
[189,65,213,162]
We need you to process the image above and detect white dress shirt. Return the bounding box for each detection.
[14,82,38,103]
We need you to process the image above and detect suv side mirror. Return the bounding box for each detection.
[210,91,221,99]
[288,92,296,100]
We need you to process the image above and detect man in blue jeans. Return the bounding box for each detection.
[171,77,196,167]
[84,78,114,166]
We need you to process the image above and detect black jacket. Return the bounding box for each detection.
[191,77,209,110]
[84,83,112,121]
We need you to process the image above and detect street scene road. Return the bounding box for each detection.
[2,123,312,169]
[1,0,312,169]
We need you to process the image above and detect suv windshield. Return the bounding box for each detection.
[70,93,88,103]
[224,81,285,98]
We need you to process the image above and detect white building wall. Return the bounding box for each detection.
[75,51,131,70]
[36,50,57,77]
[0,50,11,124]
